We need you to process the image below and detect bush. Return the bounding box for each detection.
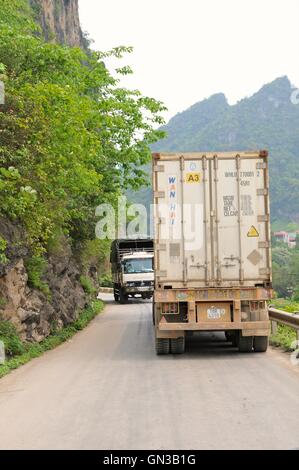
[270,298,299,313]
[0,321,25,356]
[271,324,297,351]
[80,275,97,295]
[99,273,113,288]
[0,237,8,265]
[25,255,51,297]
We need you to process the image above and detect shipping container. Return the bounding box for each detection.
[152,151,272,355]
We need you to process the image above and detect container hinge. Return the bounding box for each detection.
[190,263,206,269]
[153,165,165,173]
[259,268,270,275]
[154,191,165,199]
[257,188,268,196]
[258,241,270,249]
[156,243,166,251]
[256,162,267,169]
[158,217,166,225]
[258,215,269,222]
[180,155,185,171]
[202,156,207,170]
[156,270,167,278]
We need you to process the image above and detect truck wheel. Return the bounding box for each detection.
[238,335,253,353]
[254,336,268,352]
[225,331,238,346]
[156,338,170,355]
[119,289,128,304]
[171,337,185,354]
[113,287,119,302]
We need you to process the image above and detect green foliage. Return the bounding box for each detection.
[270,298,299,313]
[293,286,299,302]
[72,300,102,330]
[99,273,113,288]
[271,221,299,233]
[0,320,25,356]
[25,255,50,297]
[272,245,299,298]
[0,236,8,265]
[80,275,96,295]
[270,324,297,351]
[79,238,110,273]
[0,1,166,256]
[0,0,35,33]
[0,300,104,378]
[269,298,299,351]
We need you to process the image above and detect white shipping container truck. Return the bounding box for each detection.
[152,150,272,355]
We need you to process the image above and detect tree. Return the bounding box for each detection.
[0,0,166,253]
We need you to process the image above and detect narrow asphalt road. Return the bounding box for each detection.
[0,294,299,450]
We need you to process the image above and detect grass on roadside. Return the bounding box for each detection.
[270,325,297,351]
[269,298,298,351]
[0,299,104,379]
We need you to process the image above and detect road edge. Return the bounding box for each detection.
[0,299,105,380]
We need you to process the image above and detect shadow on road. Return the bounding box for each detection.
[185,332,240,358]
[111,321,246,362]
[100,296,256,361]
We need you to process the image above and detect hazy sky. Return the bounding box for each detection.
[79,0,299,121]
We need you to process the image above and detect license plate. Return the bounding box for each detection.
[207,307,225,320]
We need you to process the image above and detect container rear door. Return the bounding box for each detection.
[212,154,271,286]
[154,157,211,286]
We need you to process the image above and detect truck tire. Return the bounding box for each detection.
[152,303,156,326]
[225,331,238,347]
[113,286,119,302]
[238,335,253,353]
[119,289,128,304]
[156,338,170,355]
[254,336,268,352]
[171,337,185,354]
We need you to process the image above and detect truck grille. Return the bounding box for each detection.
[131,281,153,287]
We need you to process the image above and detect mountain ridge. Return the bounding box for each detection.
[148,76,299,223]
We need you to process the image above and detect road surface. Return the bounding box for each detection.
[0,294,299,450]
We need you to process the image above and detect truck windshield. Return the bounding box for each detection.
[123,258,153,274]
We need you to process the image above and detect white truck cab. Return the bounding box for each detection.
[111,239,154,303]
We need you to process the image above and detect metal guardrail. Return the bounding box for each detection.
[269,307,299,340]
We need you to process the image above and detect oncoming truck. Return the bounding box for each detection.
[111,239,154,303]
[152,150,272,355]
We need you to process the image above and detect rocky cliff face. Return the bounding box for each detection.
[30,0,84,47]
[0,219,87,342]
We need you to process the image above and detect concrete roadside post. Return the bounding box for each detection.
[0,341,5,365]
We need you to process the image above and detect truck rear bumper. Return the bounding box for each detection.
[158,320,270,334]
